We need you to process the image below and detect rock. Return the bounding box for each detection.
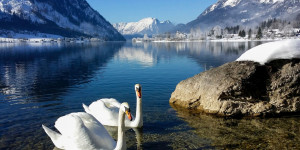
[170,59,300,117]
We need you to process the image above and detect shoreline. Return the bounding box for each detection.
[1,36,299,44]
[0,37,104,43]
[133,37,300,43]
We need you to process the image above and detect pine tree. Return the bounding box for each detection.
[256,27,262,39]
[248,29,252,39]
[241,30,246,37]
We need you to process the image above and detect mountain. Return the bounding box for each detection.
[0,0,125,41]
[113,17,175,36]
[185,0,300,31]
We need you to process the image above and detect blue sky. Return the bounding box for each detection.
[86,0,217,24]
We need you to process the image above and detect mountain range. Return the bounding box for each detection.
[1,0,299,40]
[113,0,300,36]
[184,0,300,31]
[0,0,124,40]
[113,18,175,37]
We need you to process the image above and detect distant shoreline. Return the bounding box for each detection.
[133,37,300,43]
[1,36,299,44]
[0,37,104,43]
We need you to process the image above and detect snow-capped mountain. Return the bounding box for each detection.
[113,18,175,36]
[186,0,300,30]
[0,0,125,40]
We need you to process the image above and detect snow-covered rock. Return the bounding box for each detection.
[113,17,175,36]
[171,59,300,117]
[171,40,300,117]
[0,0,124,40]
[237,40,300,64]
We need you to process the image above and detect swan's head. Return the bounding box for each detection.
[121,102,132,121]
[135,84,142,98]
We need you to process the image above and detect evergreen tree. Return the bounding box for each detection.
[224,25,240,34]
[248,29,252,39]
[256,27,262,39]
[241,30,246,37]
[238,30,246,37]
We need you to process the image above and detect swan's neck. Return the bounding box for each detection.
[133,97,143,127]
[114,109,126,150]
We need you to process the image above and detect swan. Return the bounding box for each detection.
[83,84,143,128]
[42,102,132,150]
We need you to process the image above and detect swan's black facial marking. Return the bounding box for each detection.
[123,106,130,112]
[135,86,142,98]
[125,107,132,121]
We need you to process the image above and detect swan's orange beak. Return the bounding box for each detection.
[136,89,142,98]
[125,110,132,121]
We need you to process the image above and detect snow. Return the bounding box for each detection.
[200,0,299,31]
[0,0,121,39]
[0,30,63,39]
[14,33,62,38]
[0,31,103,43]
[113,17,174,35]
[259,0,285,3]
[0,0,44,23]
[223,0,241,7]
[241,19,248,23]
[221,0,285,6]
[236,39,300,64]
[209,4,218,12]
[114,17,160,35]
[240,10,247,13]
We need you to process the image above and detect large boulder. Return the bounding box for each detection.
[170,59,300,117]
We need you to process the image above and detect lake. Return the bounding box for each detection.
[1,41,300,150]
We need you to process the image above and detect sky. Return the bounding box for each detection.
[86,0,218,24]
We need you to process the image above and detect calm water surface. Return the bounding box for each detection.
[1,41,299,150]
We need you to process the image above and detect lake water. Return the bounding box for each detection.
[1,41,300,150]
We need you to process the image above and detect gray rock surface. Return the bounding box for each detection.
[170,59,300,117]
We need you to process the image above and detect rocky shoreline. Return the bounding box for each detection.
[170,59,300,117]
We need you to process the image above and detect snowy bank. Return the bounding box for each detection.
[236,39,300,64]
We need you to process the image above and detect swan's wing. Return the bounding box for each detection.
[54,113,98,150]
[42,125,65,149]
[88,98,120,113]
[87,99,120,126]
[74,112,116,150]
[101,98,121,108]
[88,98,138,127]
[83,103,92,114]
[100,98,139,127]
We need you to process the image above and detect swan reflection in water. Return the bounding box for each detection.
[103,126,143,150]
[51,126,143,150]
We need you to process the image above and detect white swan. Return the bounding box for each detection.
[83,84,143,128]
[42,102,132,150]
